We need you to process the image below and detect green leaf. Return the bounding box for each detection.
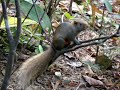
[64,12,74,19]
[0,16,37,29]
[35,45,44,54]
[20,1,51,32]
[38,45,43,53]
[86,0,91,4]
[83,60,100,72]
[104,0,112,12]
[24,0,33,4]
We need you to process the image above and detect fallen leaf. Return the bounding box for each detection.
[82,75,104,86]
[66,61,82,68]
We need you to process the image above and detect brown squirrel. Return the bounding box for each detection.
[14,20,87,89]
[53,20,87,50]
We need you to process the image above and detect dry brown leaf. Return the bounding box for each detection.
[112,0,120,14]
[53,80,61,90]
[83,75,104,86]
[59,1,70,11]
[91,4,102,14]
[52,20,60,28]
[90,4,102,27]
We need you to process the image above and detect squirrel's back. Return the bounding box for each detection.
[53,21,87,50]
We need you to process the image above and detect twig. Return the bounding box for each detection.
[69,0,73,15]
[47,0,53,19]
[0,0,10,26]
[54,0,61,7]
[14,0,21,47]
[1,0,15,89]
[1,0,21,90]
[64,33,120,53]
[47,0,60,20]
[100,4,105,28]
[32,0,51,43]
[80,33,119,44]
[51,33,120,63]
[22,0,38,24]
[95,4,105,61]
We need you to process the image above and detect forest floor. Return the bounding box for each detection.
[0,0,120,90]
[0,30,120,90]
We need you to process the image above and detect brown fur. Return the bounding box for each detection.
[53,20,88,50]
[14,46,56,90]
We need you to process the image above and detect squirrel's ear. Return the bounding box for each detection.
[73,21,78,25]
[72,21,79,25]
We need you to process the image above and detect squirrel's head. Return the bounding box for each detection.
[71,19,88,32]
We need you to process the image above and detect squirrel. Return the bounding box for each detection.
[53,20,87,50]
[14,20,88,89]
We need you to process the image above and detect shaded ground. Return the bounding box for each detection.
[0,30,120,90]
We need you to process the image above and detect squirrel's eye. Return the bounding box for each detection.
[79,23,82,26]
